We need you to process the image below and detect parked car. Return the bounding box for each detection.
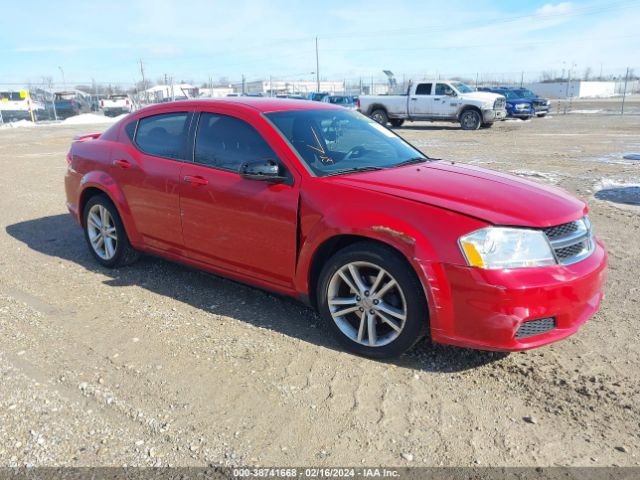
[89,94,107,112]
[358,81,506,130]
[0,89,47,121]
[101,94,136,116]
[308,92,329,102]
[508,87,551,117]
[322,95,358,110]
[478,87,535,120]
[54,91,91,119]
[64,98,607,358]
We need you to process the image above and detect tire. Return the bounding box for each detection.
[370,109,388,125]
[83,194,139,268]
[459,109,482,130]
[317,242,428,359]
[389,119,404,128]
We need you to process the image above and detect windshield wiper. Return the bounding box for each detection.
[394,157,429,167]
[325,166,384,177]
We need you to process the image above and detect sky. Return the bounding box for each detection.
[1,0,639,87]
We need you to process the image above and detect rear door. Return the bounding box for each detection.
[409,82,435,117]
[113,111,192,251]
[179,110,299,287]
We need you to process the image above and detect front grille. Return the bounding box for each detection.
[516,317,556,339]
[542,217,594,265]
[544,221,579,240]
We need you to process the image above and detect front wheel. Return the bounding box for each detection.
[83,194,139,268]
[317,242,428,358]
[459,109,482,130]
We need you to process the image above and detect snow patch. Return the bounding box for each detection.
[569,109,603,114]
[0,119,37,129]
[511,169,563,184]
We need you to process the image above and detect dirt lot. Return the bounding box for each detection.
[0,100,639,468]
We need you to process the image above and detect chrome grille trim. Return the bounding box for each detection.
[542,217,594,265]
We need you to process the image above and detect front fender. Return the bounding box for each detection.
[79,171,143,247]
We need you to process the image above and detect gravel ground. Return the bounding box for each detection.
[0,99,639,468]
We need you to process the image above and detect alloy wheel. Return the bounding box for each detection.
[86,204,118,260]
[327,261,407,347]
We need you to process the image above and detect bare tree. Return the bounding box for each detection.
[583,67,592,81]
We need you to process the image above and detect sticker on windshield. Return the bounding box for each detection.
[370,122,396,138]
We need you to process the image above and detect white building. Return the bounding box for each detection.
[199,87,235,98]
[241,80,345,96]
[525,81,616,99]
[143,84,198,102]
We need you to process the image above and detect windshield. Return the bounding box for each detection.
[55,93,75,100]
[328,96,354,105]
[266,110,428,177]
[499,90,519,99]
[514,88,535,98]
[452,82,474,93]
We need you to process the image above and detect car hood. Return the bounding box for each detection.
[329,161,586,227]
[462,91,503,104]
[505,97,533,104]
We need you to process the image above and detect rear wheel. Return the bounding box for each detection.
[370,109,388,125]
[317,242,428,358]
[83,194,139,268]
[389,119,404,128]
[459,109,482,130]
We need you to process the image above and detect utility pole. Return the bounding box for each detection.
[241,74,246,95]
[621,67,630,115]
[139,59,147,103]
[58,66,66,90]
[315,37,320,93]
[520,71,524,88]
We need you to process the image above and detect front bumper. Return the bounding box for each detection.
[482,109,507,123]
[419,240,607,351]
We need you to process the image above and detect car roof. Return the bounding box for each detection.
[141,97,343,115]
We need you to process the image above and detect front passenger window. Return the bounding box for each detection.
[195,113,277,173]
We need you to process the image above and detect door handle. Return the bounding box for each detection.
[410,98,418,101]
[114,159,132,169]
[183,175,209,186]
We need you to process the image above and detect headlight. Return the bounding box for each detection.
[459,227,556,269]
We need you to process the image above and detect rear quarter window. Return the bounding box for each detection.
[134,112,189,160]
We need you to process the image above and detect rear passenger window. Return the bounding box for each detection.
[415,83,432,95]
[135,112,189,160]
[195,113,277,172]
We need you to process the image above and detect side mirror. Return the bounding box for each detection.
[239,160,288,183]
[446,90,457,97]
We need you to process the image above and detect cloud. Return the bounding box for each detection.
[535,2,573,17]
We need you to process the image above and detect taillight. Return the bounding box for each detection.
[100,100,104,107]
[356,98,360,110]
[66,152,73,165]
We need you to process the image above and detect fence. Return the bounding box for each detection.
[1,66,638,124]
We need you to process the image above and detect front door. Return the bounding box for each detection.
[179,112,299,287]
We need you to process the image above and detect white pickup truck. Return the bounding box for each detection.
[101,94,136,117]
[358,81,507,130]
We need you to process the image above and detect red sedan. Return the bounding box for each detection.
[64,98,607,358]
